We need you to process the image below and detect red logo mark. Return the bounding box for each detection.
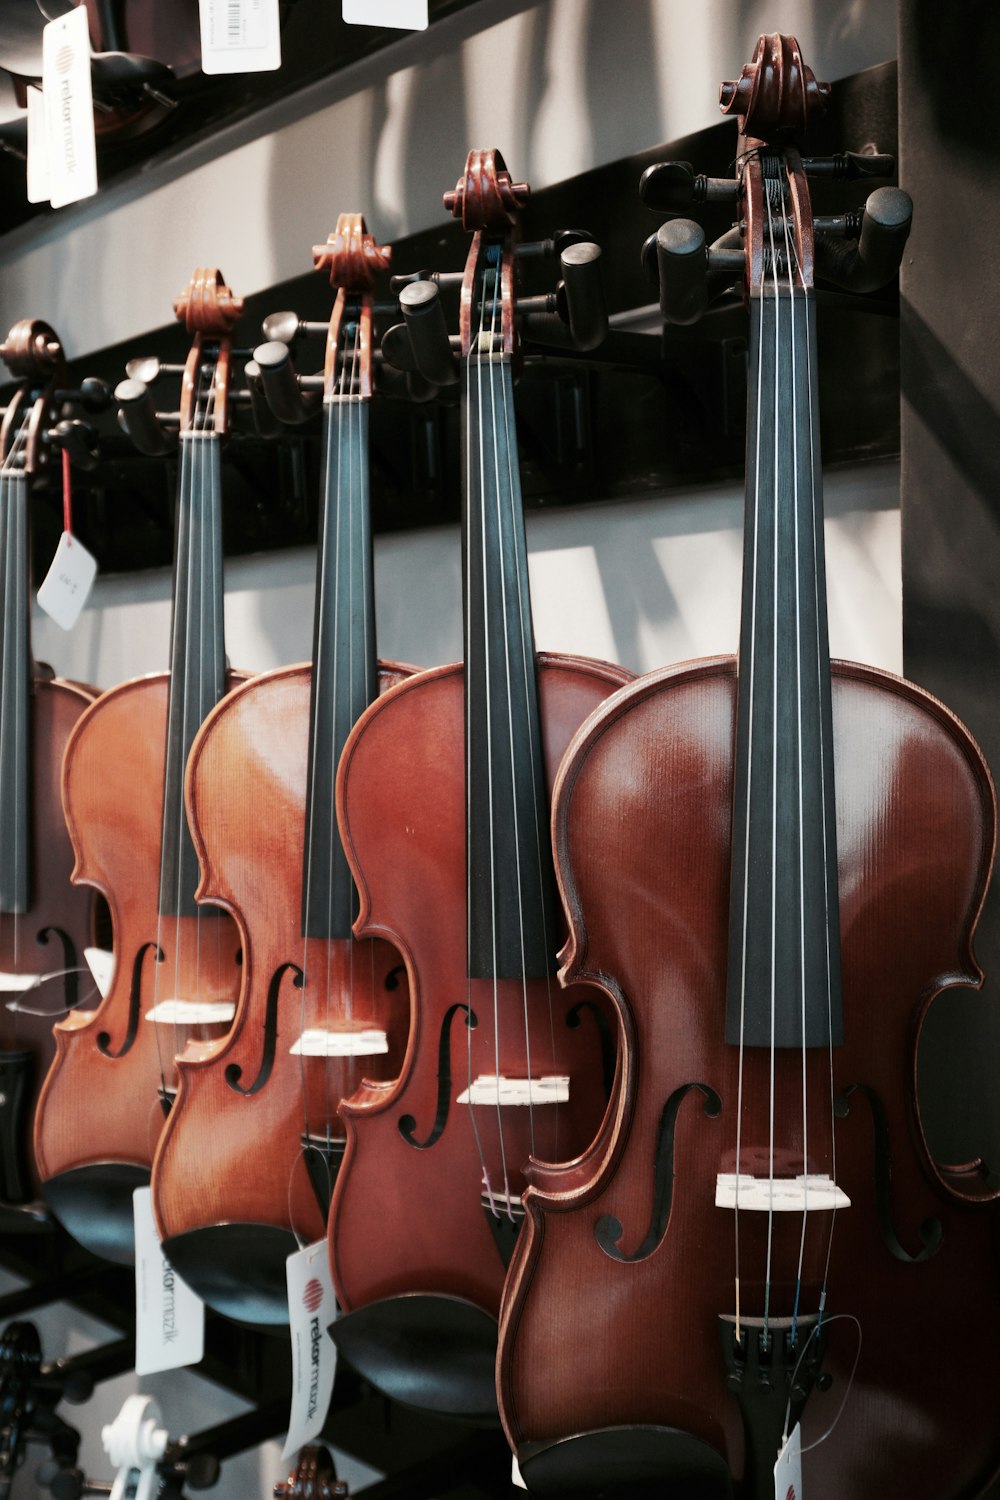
[787,1487,797,1500]
[302,1278,323,1313]
[55,44,74,75]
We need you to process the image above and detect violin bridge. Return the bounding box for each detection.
[288,1027,388,1057]
[715,1173,850,1211]
[456,1074,569,1106]
[144,999,236,1024]
[0,971,42,993]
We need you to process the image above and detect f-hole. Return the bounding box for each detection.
[399,1002,478,1149]
[835,1082,943,1262]
[225,962,303,1096]
[596,1081,722,1262]
[35,926,78,1014]
[97,942,163,1059]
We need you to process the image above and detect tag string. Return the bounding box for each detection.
[61,446,73,538]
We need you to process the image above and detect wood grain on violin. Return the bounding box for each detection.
[150,218,410,1326]
[0,320,101,1224]
[497,37,1000,1499]
[33,271,246,1264]
[327,152,629,1412]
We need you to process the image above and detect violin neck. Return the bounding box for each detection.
[301,397,377,940]
[725,281,844,1049]
[158,434,227,918]
[0,472,31,913]
[463,345,557,981]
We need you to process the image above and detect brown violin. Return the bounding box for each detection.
[0,319,106,1225]
[328,149,629,1417]
[150,216,411,1326]
[497,37,1000,1498]
[33,270,247,1263]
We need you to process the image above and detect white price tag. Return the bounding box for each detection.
[343,0,428,29]
[41,6,98,209]
[283,1241,337,1460]
[134,1188,205,1375]
[199,0,281,74]
[774,1423,803,1500]
[26,86,51,205]
[37,530,97,631]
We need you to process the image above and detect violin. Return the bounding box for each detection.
[33,270,247,1264]
[328,150,629,1417]
[0,319,105,1224]
[149,216,412,1326]
[497,37,1000,1497]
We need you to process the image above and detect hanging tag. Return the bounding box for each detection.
[283,1241,337,1460]
[37,531,98,631]
[773,1423,803,1500]
[199,0,281,74]
[511,1456,528,1490]
[41,6,98,209]
[342,0,428,30]
[26,86,51,204]
[134,1188,205,1375]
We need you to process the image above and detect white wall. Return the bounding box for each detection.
[33,461,902,687]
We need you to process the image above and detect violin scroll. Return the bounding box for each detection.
[313,212,391,293]
[172,268,244,337]
[0,321,111,474]
[0,320,64,383]
[719,32,830,136]
[443,148,529,230]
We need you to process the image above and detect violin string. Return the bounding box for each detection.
[490,247,538,1175]
[485,240,516,1210]
[10,457,22,974]
[1,423,29,982]
[323,316,347,1151]
[149,433,188,1111]
[776,164,812,1344]
[498,259,549,1167]
[0,468,8,985]
[732,149,764,1346]
[342,306,364,1133]
[762,159,784,1346]
[299,339,337,1158]
[465,238,497,1215]
[813,236,841,1329]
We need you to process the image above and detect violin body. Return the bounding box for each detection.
[151,660,411,1319]
[34,670,243,1262]
[0,672,96,1210]
[498,656,1000,1495]
[331,653,629,1317]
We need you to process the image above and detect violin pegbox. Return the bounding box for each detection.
[0,319,110,475]
[117,268,249,455]
[253,214,394,423]
[641,33,912,326]
[382,146,608,389]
